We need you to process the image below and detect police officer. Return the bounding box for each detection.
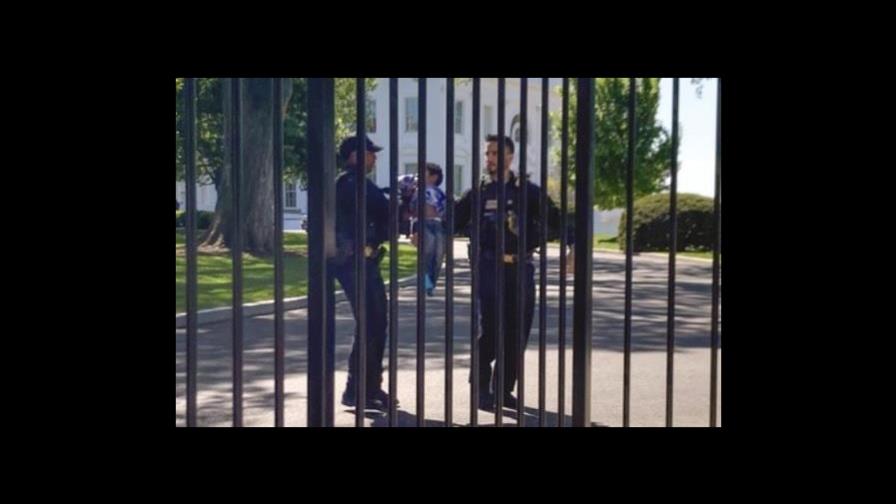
[332,135,398,412]
[453,134,574,410]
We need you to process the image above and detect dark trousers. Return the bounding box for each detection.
[331,257,388,394]
[474,255,535,396]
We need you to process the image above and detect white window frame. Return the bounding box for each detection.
[454,101,464,134]
[285,180,297,209]
[405,97,418,132]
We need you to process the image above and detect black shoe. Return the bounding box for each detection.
[341,388,399,411]
[340,387,369,408]
[498,393,518,410]
[477,391,495,411]
[341,388,357,407]
[368,389,399,411]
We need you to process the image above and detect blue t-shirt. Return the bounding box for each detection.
[411,185,447,219]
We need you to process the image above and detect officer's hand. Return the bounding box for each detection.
[410,233,419,247]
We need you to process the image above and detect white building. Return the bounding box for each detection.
[360,78,561,197]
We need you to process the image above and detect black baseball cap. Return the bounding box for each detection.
[339,135,383,161]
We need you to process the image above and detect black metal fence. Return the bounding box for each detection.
[179,77,721,427]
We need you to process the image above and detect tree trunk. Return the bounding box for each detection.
[202,78,293,256]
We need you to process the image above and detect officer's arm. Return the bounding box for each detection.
[542,192,577,276]
[453,188,473,235]
[334,175,351,219]
[546,193,576,247]
[368,180,391,245]
[543,193,576,276]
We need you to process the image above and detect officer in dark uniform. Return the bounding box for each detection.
[453,134,575,410]
[331,135,398,411]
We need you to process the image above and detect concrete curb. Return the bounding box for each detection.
[176,274,418,329]
[597,249,714,263]
[544,243,714,263]
[177,245,713,328]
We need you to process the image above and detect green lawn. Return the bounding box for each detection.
[594,233,619,251]
[592,233,717,260]
[176,231,418,313]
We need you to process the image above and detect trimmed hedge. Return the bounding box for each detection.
[176,210,214,230]
[617,193,716,252]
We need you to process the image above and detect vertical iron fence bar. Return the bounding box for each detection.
[355,79,367,427]
[388,78,399,426]
[307,78,335,427]
[516,77,528,425]
[184,77,198,427]
[571,78,594,428]
[417,78,427,427]
[666,78,680,427]
[495,78,507,426]
[230,77,244,428]
[445,78,455,427]
[272,78,285,427]
[623,78,636,427]
[710,78,722,427]
[558,78,569,427]
[538,77,548,427]
[470,78,481,427]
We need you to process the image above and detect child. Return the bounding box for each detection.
[410,163,447,296]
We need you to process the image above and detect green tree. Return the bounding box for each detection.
[175,78,224,189]
[200,78,294,255]
[176,78,377,255]
[176,78,376,188]
[550,78,677,210]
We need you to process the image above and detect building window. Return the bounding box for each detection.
[512,113,521,144]
[405,97,418,132]
[285,181,297,208]
[403,163,418,175]
[453,165,464,196]
[454,101,464,134]
[484,105,495,135]
[366,99,376,133]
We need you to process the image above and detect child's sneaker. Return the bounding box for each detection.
[424,274,434,295]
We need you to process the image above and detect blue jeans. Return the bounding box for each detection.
[422,219,447,288]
